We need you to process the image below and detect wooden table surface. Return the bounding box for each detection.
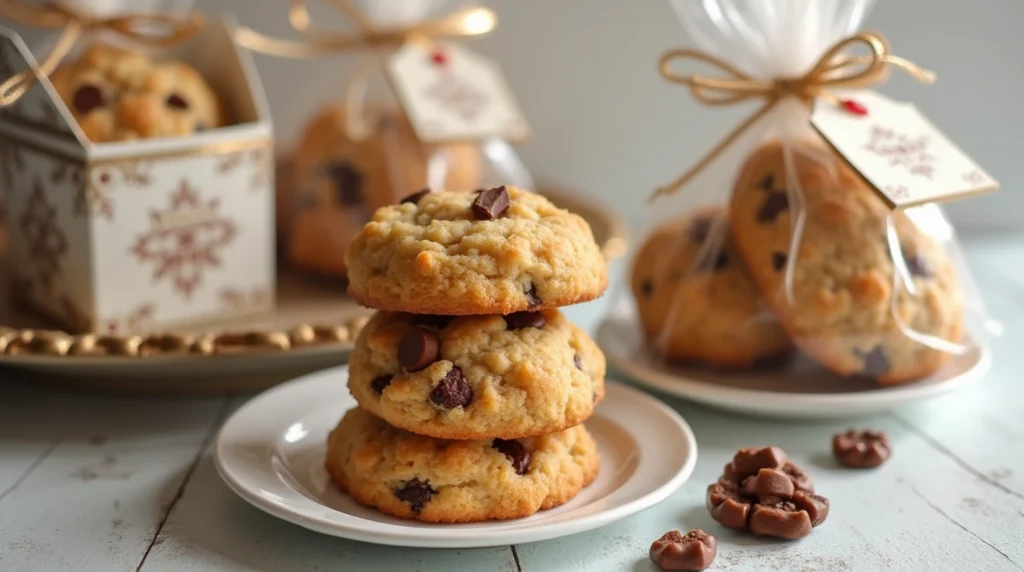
[1,237,1022,572]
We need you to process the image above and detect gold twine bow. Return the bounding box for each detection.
[651,32,936,201]
[233,0,496,58]
[0,0,204,107]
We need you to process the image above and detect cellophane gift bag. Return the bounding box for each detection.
[251,0,534,279]
[617,0,995,385]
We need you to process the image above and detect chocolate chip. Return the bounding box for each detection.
[905,253,932,278]
[724,446,789,481]
[492,439,531,475]
[741,468,795,505]
[833,429,892,468]
[756,192,789,222]
[649,529,717,572]
[166,93,189,109]
[640,279,654,298]
[525,284,542,308]
[430,367,473,409]
[574,353,583,370]
[395,478,435,512]
[749,501,813,539]
[759,174,775,192]
[856,346,890,377]
[398,327,439,372]
[371,375,393,396]
[792,490,830,526]
[504,311,545,330]
[322,162,364,206]
[690,217,713,243]
[412,315,453,330]
[772,252,787,271]
[706,480,752,530]
[471,186,510,220]
[401,188,430,204]
[698,251,728,272]
[72,85,108,114]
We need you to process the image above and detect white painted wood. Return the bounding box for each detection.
[0,236,1021,571]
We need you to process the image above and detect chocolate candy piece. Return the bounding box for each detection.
[504,311,545,330]
[833,429,892,468]
[689,217,713,243]
[772,252,787,271]
[741,468,795,505]
[855,346,890,377]
[472,186,510,220]
[792,490,830,526]
[758,174,775,192]
[412,314,453,330]
[166,93,189,109]
[649,529,717,571]
[323,162,364,206]
[749,501,813,539]
[525,284,542,308]
[371,375,393,396]
[724,446,789,481]
[574,353,583,370]
[401,188,431,204]
[72,84,108,114]
[492,439,531,475]
[782,461,814,493]
[706,480,752,530]
[430,367,473,409]
[698,251,728,272]
[640,279,654,298]
[398,327,439,372]
[395,478,435,512]
[757,192,789,222]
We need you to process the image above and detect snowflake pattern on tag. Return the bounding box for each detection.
[811,90,997,208]
[386,42,530,143]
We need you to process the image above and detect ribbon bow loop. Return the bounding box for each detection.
[651,31,936,201]
[0,0,204,107]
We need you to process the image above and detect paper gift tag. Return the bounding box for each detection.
[811,90,998,209]
[385,41,530,144]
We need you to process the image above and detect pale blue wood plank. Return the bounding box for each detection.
[139,447,519,572]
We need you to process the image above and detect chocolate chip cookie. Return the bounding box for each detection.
[49,44,224,142]
[349,309,605,440]
[345,186,608,315]
[631,207,792,367]
[325,408,600,522]
[728,141,964,384]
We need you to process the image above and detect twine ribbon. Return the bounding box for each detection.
[651,32,936,201]
[234,0,496,140]
[0,0,204,107]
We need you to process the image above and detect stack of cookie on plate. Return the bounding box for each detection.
[326,186,609,522]
[631,141,964,385]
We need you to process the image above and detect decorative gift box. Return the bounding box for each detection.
[0,17,275,334]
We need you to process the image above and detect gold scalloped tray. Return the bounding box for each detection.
[0,186,627,393]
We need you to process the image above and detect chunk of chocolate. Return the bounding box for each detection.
[640,279,654,298]
[706,480,752,530]
[492,439,531,475]
[649,529,717,571]
[832,429,891,468]
[394,478,435,512]
[689,217,713,243]
[772,252,787,271]
[166,93,189,109]
[371,375,393,396]
[72,85,108,114]
[430,367,473,409]
[398,327,439,372]
[748,501,813,539]
[574,353,583,370]
[756,193,789,223]
[504,311,545,330]
[741,468,795,505]
[792,490,830,526]
[856,346,890,377]
[698,251,728,272]
[471,186,511,219]
[782,461,815,493]
[525,284,542,308]
[401,188,431,204]
[758,174,776,192]
[905,253,932,278]
[724,446,789,481]
[322,162,364,206]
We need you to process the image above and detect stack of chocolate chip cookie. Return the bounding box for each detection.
[632,140,964,384]
[325,185,609,523]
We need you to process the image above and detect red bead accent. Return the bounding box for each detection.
[841,99,868,116]
[431,50,448,66]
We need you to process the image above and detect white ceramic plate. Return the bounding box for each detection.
[598,314,992,420]
[214,366,697,548]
